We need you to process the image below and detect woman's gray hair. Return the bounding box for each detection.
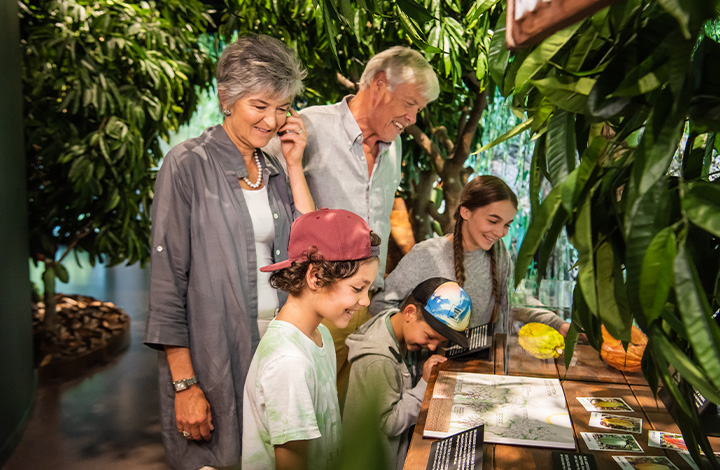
[358,46,439,103]
[216,35,306,111]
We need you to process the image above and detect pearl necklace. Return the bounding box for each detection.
[243,149,262,189]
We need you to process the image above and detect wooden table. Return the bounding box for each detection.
[403,334,720,470]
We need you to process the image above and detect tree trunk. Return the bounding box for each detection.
[42,262,58,334]
[408,166,438,241]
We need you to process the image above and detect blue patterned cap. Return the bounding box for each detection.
[410,277,472,347]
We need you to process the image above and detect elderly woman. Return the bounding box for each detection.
[144,35,313,470]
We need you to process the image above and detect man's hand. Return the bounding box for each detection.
[422,354,447,382]
[175,385,214,441]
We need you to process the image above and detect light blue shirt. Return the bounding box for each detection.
[300,96,402,288]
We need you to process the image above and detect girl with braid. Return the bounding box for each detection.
[370,175,570,334]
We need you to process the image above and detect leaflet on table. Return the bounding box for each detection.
[423,371,575,450]
[426,425,484,470]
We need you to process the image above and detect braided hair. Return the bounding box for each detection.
[452,176,518,323]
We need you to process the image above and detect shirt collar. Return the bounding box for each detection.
[340,95,392,154]
[203,125,279,177]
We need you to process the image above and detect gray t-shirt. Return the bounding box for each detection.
[370,236,565,331]
[242,320,341,470]
[370,236,509,329]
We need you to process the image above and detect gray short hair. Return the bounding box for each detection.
[216,35,306,111]
[359,46,439,103]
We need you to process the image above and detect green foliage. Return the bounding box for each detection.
[221,0,499,240]
[20,0,215,328]
[484,1,720,467]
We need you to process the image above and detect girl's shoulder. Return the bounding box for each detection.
[411,236,452,255]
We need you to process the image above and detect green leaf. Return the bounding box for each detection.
[639,227,677,323]
[545,109,577,185]
[468,0,499,23]
[563,322,579,373]
[652,328,720,405]
[394,0,435,24]
[656,0,691,39]
[651,338,695,418]
[624,179,670,317]
[474,117,533,154]
[572,193,598,315]
[515,185,563,286]
[682,181,720,237]
[565,27,598,73]
[488,12,509,92]
[529,134,544,215]
[560,136,602,213]
[595,241,631,342]
[515,21,584,92]
[674,244,720,389]
[537,206,569,276]
[531,76,595,114]
[54,262,69,284]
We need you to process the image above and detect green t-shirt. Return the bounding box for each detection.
[242,319,341,470]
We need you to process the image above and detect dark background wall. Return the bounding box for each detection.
[0,0,36,465]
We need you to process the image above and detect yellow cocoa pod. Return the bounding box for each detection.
[518,322,565,359]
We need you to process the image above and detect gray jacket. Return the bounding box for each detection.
[344,311,428,470]
[145,125,298,470]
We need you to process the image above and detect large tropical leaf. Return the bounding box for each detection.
[514,22,584,92]
[514,184,563,286]
[531,76,595,114]
[571,193,598,315]
[545,109,577,185]
[639,227,677,323]
[674,244,720,389]
[595,241,631,341]
[682,181,720,237]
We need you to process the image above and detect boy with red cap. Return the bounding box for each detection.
[242,208,381,470]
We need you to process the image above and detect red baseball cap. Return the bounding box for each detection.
[260,208,380,272]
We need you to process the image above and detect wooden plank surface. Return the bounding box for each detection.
[561,380,667,467]
[557,344,627,384]
[404,335,717,470]
[505,333,559,378]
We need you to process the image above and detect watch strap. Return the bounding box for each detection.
[173,376,198,392]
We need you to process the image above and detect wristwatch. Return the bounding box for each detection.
[173,376,198,392]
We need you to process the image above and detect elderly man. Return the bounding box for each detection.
[290,46,440,404]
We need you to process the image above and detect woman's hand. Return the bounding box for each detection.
[277,108,307,171]
[175,385,214,441]
[164,345,214,441]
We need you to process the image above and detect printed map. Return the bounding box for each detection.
[424,372,575,449]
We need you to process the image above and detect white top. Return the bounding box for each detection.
[242,320,341,470]
[243,183,279,337]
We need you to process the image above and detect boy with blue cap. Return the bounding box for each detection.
[343,277,471,470]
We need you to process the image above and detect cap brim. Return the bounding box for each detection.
[259,259,293,272]
[420,307,469,348]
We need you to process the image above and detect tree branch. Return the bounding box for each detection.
[453,89,487,163]
[336,72,358,92]
[406,124,445,174]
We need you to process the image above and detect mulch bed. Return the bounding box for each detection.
[32,294,131,380]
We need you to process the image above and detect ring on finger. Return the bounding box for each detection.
[182,431,191,438]
[298,128,304,134]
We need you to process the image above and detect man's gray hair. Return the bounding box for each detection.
[359,46,439,102]
[216,35,306,111]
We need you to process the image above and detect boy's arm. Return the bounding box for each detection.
[275,440,309,470]
[348,357,425,438]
